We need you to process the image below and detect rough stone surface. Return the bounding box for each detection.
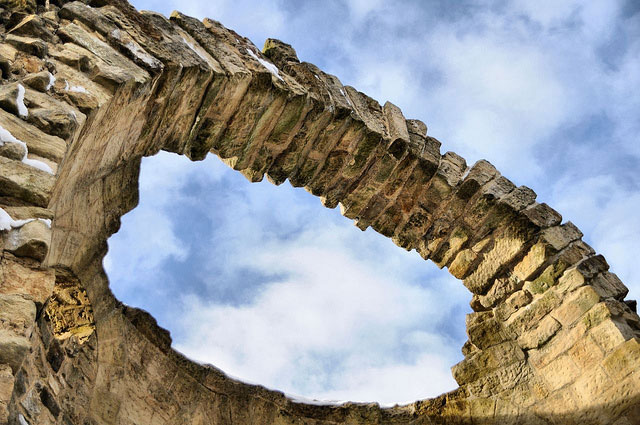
[0,1,637,424]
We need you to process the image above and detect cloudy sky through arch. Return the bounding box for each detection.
[104,0,640,405]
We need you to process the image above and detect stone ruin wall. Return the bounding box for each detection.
[0,1,638,424]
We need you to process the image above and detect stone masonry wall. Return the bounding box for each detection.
[0,1,638,424]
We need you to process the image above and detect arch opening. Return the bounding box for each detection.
[104,150,471,405]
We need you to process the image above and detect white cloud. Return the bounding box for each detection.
[107,152,469,404]
[174,222,465,403]
[552,175,640,302]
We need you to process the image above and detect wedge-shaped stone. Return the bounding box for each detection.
[4,219,50,261]
[590,272,629,300]
[57,23,150,88]
[0,109,66,162]
[521,202,562,229]
[505,290,560,337]
[7,14,55,41]
[456,160,499,201]
[5,34,47,58]
[517,314,561,349]
[60,2,164,72]
[494,289,533,322]
[551,285,601,327]
[382,101,410,145]
[513,222,584,283]
[449,248,478,280]
[464,231,528,295]
[343,86,386,137]
[477,274,523,310]
[499,185,537,212]
[467,315,509,350]
[0,155,54,206]
[452,341,525,385]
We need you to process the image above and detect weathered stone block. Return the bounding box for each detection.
[448,248,477,279]
[452,342,525,385]
[464,233,528,295]
[466,361,532,398]
[602,338,640,381]
[495,289,533,322]
[521,202,562,229]
[572,366,613,406]
[528,322,588,369]
[4,219,51,261]
[0,155,54,207]
[590,319,636,354]
[517,314,561,350]
[0,256,55,303]
[0,294,36,372]
[568,332,604,370]
[505,290,560,336]
[540,354,579,391]
[477,274,523,309]
[591,272,629,300]
[498,185,536,212]
[467,316,508,350]
[513,241,551,282]
[551,285,601,327]
[5,34,47,58]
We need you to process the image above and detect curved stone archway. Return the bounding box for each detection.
[0,1,638,424]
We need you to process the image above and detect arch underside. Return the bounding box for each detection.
[0,1,638,424]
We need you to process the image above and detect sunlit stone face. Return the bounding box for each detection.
[105,151,470,404]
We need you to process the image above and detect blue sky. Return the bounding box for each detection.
[104,0,640,405]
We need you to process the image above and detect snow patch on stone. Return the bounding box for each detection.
[340,88,353,107]
[0,124,53,174]
[16,84,28,118]
[0,208,32,231]
[46,72,56,91]
[246,48,283,81]
[64,80,88,93]
[0,208,51,232]
[286,393,348,406]
[182,36,210,63]
[126,41,160,68]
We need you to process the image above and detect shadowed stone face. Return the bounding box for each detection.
[0,1,638,424]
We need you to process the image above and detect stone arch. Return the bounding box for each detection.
[0,1,639,424]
